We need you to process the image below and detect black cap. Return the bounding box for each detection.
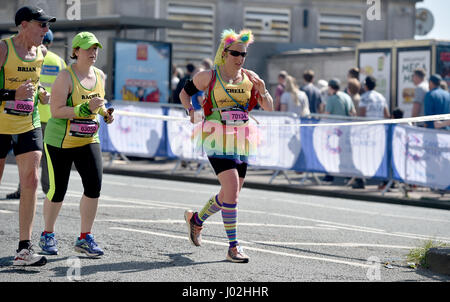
[15,6,56,26]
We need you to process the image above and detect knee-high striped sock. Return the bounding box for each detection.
[194,195,222,226]
[221,202,238,248]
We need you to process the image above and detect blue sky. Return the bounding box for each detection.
[415,0,450,40]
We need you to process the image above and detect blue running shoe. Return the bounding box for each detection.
[74,234,104,257]
[39,232,58,255]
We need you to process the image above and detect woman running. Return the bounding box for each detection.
[179,29,273,263]
[39,32,114,257]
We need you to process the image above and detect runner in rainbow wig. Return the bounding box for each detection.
[179,28,273,263]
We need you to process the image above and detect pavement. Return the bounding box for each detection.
[3,153,450,278]
[101,154,450,277]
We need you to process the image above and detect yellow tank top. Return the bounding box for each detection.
[213,68,253,109]
[38,50,67,123]
[0,37,44,134]
[44,65,104,148]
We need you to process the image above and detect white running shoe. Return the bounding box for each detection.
[226,245,249,263]
[13,245,47,266]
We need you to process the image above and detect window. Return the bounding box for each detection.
[244,7,290,42]
[319,13,362,46]
[166,2,215,66]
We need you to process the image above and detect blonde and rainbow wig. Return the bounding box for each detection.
[214,29,254,66]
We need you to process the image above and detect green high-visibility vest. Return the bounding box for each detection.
[38,50,67,123]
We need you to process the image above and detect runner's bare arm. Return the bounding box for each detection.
[179,70,212,108]
[246,69,273,111]
[50,70,76,119]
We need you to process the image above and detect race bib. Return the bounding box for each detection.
[3,100,34,116]
[220,109,248,125]
[69,119,99,137]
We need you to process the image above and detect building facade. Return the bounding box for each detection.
[0,0,421,99]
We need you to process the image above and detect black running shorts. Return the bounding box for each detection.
[208,156,248,178]
[0,128,43,158]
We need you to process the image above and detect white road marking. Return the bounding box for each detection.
[110,226,372,269]
[102,179,450,224]
[250,241,414,249]
[0,200,164,210]
[96,218,337,231]
[317,224,450,243]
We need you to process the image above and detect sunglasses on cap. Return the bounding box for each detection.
[225,49,247,58]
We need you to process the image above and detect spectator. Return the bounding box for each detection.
[346,67,365,95]
[321,78,355,183]
[379,107,404,190]
[434,118,450,129]
[392,107,404,119]
[301,69,323,113]
[201,57,213,70]
[280,75,310,117]
[411,68,429,121]
[317,79,329,105]
[353,76,390,189]
[171,63,180,91]
[172,63,195,104]
[440,80,448,91]
[274,70,288,111]
[191,65,205,110]
[424,74,450,129]
[358,75,390,119]
[325,78,356,117]
[347,78,361,112]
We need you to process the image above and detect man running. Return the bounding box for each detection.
[0,5,55,266]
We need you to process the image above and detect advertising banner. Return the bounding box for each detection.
[113,39,171,103]
[392,124,450,190]
[248,113,301,169]
[99,103,165,157]
[359,50,391,109]
[166,108,207,161]
[300,120,389,178]
[396,48,431,117]
[436,45,450,88]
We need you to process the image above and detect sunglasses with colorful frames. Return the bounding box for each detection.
[225,49,248,58]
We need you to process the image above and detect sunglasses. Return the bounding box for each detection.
[225,49,247,58]
[31,21,50,28]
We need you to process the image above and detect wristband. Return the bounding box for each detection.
[185,105,194,116]
[0,89,16,102]
[74,102,92,118]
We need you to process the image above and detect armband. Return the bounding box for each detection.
[0,89,16,102]
[73,102,92,118]
[184,79,200,97]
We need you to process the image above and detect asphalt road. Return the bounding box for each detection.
[1,163,449,283]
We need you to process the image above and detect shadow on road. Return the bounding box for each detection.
[48,252,226,278]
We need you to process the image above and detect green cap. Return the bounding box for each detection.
[72,32,103,50]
